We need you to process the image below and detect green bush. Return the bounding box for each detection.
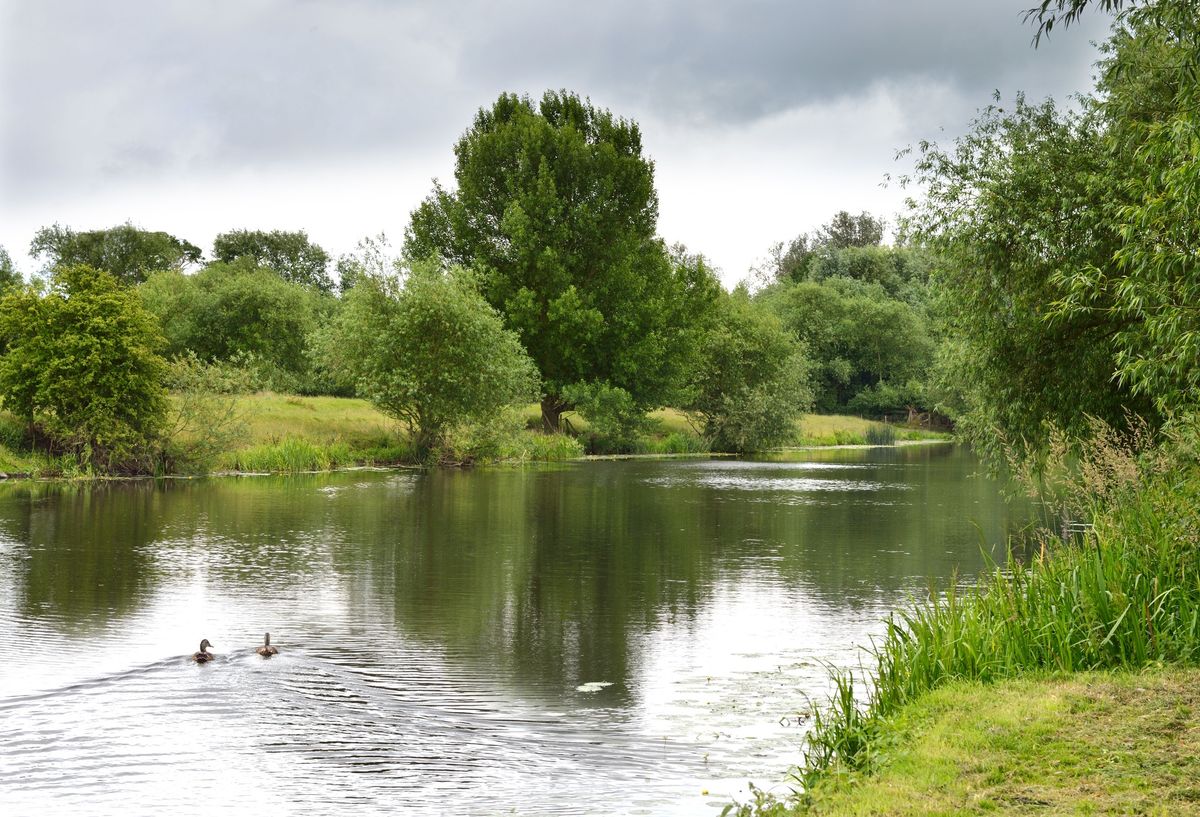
[563,382,649,454]
[321,260,539,453]
[687,290,811,453]
[0,264,169,472]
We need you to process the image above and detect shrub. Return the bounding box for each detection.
[563,382,649,454]
[162,353,251,473]
[0,265,169,472]
[686,291,811,453]
[321,259,539,453]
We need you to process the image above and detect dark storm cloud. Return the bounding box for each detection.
[0,0,1110,200]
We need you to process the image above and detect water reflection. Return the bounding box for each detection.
[0,446,1030,815]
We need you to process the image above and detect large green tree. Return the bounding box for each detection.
[321,260,539,451]
[0,265,169,471]
[405,90,713,430]
[907,92,1157,459]
[212,229,334,293]
[30,223,201,285]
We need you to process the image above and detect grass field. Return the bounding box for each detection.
[794,414,948,446]
[748,669,1200,816]
[0,394,952,477]
[231,393,400,447]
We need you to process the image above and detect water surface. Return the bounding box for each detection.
[0,445,1029,815]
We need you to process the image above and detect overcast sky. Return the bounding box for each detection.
[0,0,1113,286]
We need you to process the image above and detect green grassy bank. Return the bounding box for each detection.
[219,396,946,468]
[741,668,1200,816]
[730,441,1200,815]
[0,393,949,477]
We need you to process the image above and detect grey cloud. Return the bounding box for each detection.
[1,0,1111,201]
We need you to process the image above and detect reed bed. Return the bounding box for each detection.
[863,424,897,446]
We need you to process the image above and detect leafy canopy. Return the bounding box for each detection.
[765,277,933,414]
[904,92,1153,459]
[0,246,19,292]
[0,264,169,471]
[1050,1,1200,413]
[685,289,811,453]
[322,259,539,451]
[406,90,715,428]
[139,257,331,390]
[30,223,201,285]
[212,229,334,293]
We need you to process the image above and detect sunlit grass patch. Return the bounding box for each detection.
[795,414,948,447]
[788,670,1200,816]
[228,393,401,447]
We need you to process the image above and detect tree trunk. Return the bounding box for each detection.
[541,395,566,433]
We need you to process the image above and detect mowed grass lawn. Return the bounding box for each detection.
[787,669,1200,816]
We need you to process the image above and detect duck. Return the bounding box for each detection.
[191,639,215,663]
[256,632,279,657]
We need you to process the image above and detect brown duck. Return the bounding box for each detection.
[191,639,215,663]
[256,632,279,657]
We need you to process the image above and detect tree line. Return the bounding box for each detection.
[32,8,1194,478]
[4,92,892,473]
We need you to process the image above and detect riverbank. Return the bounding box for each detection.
[751,668,1200,815]
[733,439,1200,816]
[0,393,948,478]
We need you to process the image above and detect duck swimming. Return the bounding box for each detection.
[256,632,279,657]
[191,639,215,663]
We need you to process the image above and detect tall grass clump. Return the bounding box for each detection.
[222,437,356,473]
[794,416,1200,791]
[516,431,585,461]
[634,431,710,455]
[863,424,897,446]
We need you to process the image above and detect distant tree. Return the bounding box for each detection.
[766,278,933,413]
[685,290,811,453]
[30,223,201,285]
[140,257,329,388]
[806,245,932,301]
[335,234,396,295]
[212,229,334,293]
[0,264,168,471]
[0,246,20,292]
[815,210,885,249]
[761,211,886,284]
[406,90,715,431]
[321,259,539,452]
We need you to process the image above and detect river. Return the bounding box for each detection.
[0,444,1029,816]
